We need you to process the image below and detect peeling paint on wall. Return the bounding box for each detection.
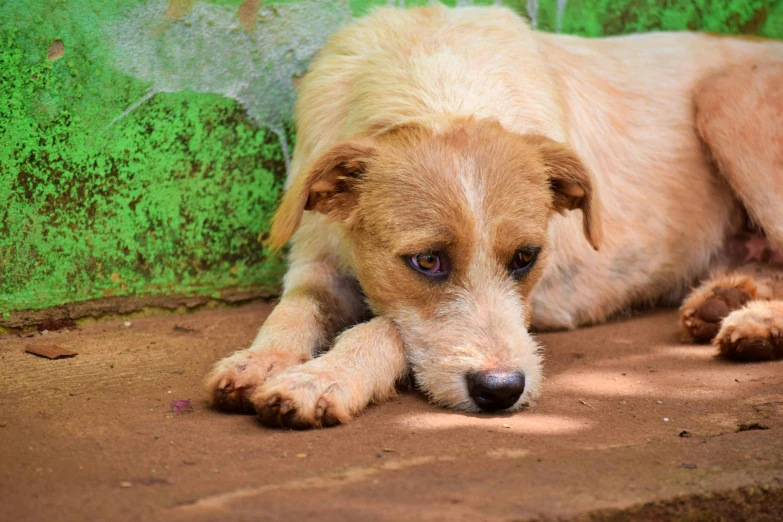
[107,0,351,170]
[1,0,782,318]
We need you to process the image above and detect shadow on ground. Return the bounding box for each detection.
[1,303,781,521]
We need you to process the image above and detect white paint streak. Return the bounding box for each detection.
[556,0,568,33]
[526,0,539,29]
[108,88,157,127]
[270,126,291,174]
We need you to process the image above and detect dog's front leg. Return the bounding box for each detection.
[205,260,365,413]
[253,317,408,429]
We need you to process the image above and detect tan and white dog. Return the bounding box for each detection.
[206,4,783,428]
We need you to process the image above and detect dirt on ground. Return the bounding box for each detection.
[1,303,782,521]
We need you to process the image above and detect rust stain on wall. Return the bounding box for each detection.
[239,0,262,33]
[165,0,196,21]
[47,39,65,61]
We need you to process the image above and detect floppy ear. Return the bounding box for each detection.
[267,140,377,250]
[527,135,603,250]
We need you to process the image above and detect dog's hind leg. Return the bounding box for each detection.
[253,317,408,429]
[714,300,783,361]
[684,63,783,360]
[694,62,783,248]
[681,266,783,358]
[205,260,366,414]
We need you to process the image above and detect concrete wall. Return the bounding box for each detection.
[1,0,780,323]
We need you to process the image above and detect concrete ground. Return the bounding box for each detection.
[1,302,782,521]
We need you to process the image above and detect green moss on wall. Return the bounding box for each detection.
[352,0,783,35]
[1,1,289,313]
[1,0,781,317]
[560,0,782,38]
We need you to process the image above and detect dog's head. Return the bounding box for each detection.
[270,119,601,412]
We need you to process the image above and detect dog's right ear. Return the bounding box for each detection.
[267,140,377,250]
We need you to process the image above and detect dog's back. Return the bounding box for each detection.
[292,5,783,185]
[290,5,782,329]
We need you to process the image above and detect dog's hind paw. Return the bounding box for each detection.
[714,301,783,361]
[253,368,353,429]
[205,350,307,414]
[680,275,757,343]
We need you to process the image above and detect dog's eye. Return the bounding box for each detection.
[509,247,540,278]
[408,252,448,278]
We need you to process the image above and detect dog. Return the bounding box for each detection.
[206,3,783,429]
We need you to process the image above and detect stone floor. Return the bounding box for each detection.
[1,303,782,521]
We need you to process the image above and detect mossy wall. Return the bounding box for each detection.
[1,0,780,319]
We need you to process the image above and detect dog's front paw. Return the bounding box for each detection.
[252,368,353,429]
[714,301,783,361]
[681,275,756,343]
[205,350,307,414]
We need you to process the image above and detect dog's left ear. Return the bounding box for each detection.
[267,139,377,250]
[527,135,603,250]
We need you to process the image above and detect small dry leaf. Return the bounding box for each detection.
[502,424,511,429]
[578,399,594,408]
[120,481,132,488]
[25,344,77,359]
[382,448,396,453]
[296,453,307,458]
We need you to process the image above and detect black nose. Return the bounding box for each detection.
[467,371,525,412]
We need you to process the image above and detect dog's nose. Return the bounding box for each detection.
[467,371,525,412]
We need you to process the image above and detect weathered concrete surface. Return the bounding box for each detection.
[1,304,781,521]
